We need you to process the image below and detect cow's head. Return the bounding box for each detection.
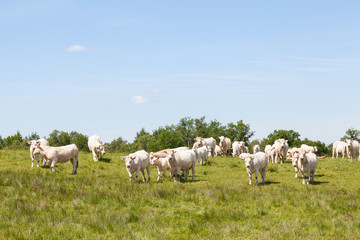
[97,144,107,155]
[239,153,254,169]
[121,155,137,169]
[294,150,306,164]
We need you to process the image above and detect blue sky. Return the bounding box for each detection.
[1,0,359,144]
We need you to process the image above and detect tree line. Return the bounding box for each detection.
[1,117,359,156]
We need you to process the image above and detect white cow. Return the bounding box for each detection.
[239,152,268,185]
[334,141,350,158]
[166,150,196,182]
[274,139,289,164]
[253,145,260,154]
[345,140,360,161]
[150,156,171,181]
[293,150,318,184]
[265,145,276,163]
[27,138,49,167]
[245,146,249,153]
[232,141,241,157]
[219,136,231,156]
[34,142,78,174]
[332,141,343,158]
[300,144,318,153]
[121,150,150,182]
[194,137,216,157]
[287,148,301,178]
[88,135,107,162]
[194,145,209,165]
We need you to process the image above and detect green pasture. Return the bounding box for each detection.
[0,150,359,239]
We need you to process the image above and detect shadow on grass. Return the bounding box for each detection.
[315,174,325,178]
[263,181,280,185]
[312,181,329,185]
[99,158,111,163]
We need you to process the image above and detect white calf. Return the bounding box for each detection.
[194,146,209,165]
[239,152,268,185]
[28,138,49,167]
[345,140,360,161]
[121,150,150,182]
[150,156,171,181]
[253,145,260,154]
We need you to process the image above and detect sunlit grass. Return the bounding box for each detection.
[0,150,359,239]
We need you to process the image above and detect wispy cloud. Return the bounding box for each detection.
[131,96,150,104]
[145,88,160,94]
[66,45,88,52]
[301,67,332,73]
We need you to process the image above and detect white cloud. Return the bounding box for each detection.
[131,96,150,104]
[66,45,88,52]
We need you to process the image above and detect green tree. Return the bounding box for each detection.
[194,117,209,137]
[341,128,360,142]
[106,137,131,153]
[267,129,300,146]
[47,130,71,146]
[176,117,196,146]
[0,136,4,149]
[26,132,40,140]
[70,131,89,152]
[150,126,184,151]
[225,120,254,145]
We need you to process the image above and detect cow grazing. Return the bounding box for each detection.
[345,140,360,161]
[274,139,289,164]
[150,156,171,181]
[194,137,216,157]
[194,145,209,165]
[166,150,196,182]
[219,136,231,156]
[293,150,318,184]
[121,150,150,182]
[27,138,49,167]
[34,142,78,174]
[239,152,268,185]
[253,145,260,154]
[88,135,107,162]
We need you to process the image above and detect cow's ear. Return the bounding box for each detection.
[120,156,126,160]
[27,140,32,145]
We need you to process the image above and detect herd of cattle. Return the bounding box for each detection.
[26,136,360,185]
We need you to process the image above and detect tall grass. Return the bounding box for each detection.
[0,150,359,239]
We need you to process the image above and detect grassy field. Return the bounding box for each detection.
[0,150,359,239]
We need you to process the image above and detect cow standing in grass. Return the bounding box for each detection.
[166,150,196,182]
[345,140,360,161]
[28,138,49,167]
[121,150,150,182]
[219,136,231,156]
[293,150,318,184]
[34,141,78,174]
[88,135,107,162]
[239,152,268,185]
